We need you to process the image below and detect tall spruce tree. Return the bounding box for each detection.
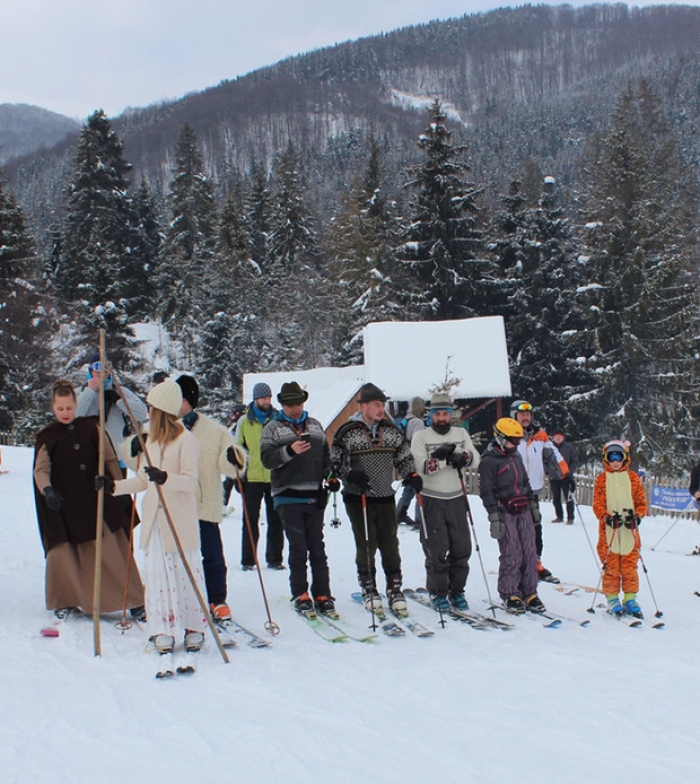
[57,110,141,367]
[157,124,217,368]
[396,100,489,321]
[489,176,589,436]
[578,80,700,469]
[0,172,52,431]
[327,135,397,364]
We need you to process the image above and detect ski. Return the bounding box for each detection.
[214,618,271,648]
[295,607,349,643]
[483,599,562,628]
[410,588,514,630]
[405,588,490,630]
[593,603,664,629]
[155,651,175,679]
[380,594,435,637]
[315,602,378,643]
[175,647,200,675]
[40,607,83,637]
[351,592,406,637]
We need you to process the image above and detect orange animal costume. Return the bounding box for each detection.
[592,441,647,597]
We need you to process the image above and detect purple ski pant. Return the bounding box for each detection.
[497,509,538,600]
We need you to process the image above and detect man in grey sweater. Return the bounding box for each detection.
[411,392,480,612]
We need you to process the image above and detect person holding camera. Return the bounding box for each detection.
[260,382,337,616]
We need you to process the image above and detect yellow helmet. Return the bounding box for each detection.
[494,417,524,449]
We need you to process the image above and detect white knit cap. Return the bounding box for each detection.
[146,381,182,416]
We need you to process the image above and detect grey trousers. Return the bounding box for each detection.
[419,495,471,596]
[497,509,538,600]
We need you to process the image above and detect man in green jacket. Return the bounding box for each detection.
[235,383,285,570]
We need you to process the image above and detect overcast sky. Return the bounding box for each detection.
[0,1,687,120]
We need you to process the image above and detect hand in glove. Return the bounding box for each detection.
[449,451,472,470]
[94,475,115,494]
[528,499,542,525]
[324,476,341,493]
[144,466,168,485]
[403,472,423,492]
[130,435,144,458]
[431,443,456,461]
[226,445,245,469]
[488,511,505,539]
[43,486,64,511]
[347,469,370,493]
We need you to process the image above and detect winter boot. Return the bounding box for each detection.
[210,603,232,622]
[623,595,643,619]
[184,630,205,653]
[294,592,315,615]
[314,595,337,617]
[606,595,623,617]
[525,594,547,614]
[504,596,526,614]
[152,634,175,654]
[551,517,564,523]
[449,592,469,612]
[430,594,450,613]
[396,507,414,526]
[130,605,147,622]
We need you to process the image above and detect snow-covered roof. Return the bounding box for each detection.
[243,365,366,430]
[362,316,511,400]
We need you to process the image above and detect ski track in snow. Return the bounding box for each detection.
[2,445,700,783]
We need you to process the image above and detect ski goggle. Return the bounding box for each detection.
[606,451,625,463]
[506,436,522,445]
[91,361,101,372]
[512,402,533,412]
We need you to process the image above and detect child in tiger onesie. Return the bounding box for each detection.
[592,440,648,618]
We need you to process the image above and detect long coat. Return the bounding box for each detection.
[114,429,201,552]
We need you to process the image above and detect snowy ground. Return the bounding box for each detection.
[2,444,700,784]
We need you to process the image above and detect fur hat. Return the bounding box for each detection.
[357,383,388,404]
[252,382,272,401]
[147,381,183,416]
[277,381,309,405]
[176,374,199,409]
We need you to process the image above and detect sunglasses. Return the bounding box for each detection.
[606,452,624,462]
[506,436,522,445]
[513,402,533,412]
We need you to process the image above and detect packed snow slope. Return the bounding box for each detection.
[1,445,699,784]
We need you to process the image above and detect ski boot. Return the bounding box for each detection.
[606,595,623,617]
[504,595,526,614]
[449,592,469,612]
[623,595,643,619]
[314,595,337,617]
[294,592,315,616]
[387,575,408,617]
[430,594,450,612]
[525,594,547,614]
[210,603,232,622]
[537,560,560,584]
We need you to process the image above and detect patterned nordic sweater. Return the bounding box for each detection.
[332,413,415,502]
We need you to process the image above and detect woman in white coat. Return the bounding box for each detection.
[102,380,206,656]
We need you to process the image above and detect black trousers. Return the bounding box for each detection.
[200,520,227,606]
[277,503,331,598]
[240,482,284,567]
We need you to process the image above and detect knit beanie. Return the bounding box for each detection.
[176,374,200,409]
[252,382,272,401]
[147,381,183,416]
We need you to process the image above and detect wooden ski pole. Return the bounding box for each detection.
[109,369,230,664]
[92,329,106,657]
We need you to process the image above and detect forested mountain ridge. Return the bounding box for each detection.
[4,3,700,470]
[0,104,80,165]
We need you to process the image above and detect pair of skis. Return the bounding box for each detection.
[213,618,272,649]
[405,588,514,631]
[351,592,435,638]
[295,602,378,643]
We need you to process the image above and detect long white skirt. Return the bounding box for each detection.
[144,524,207,643]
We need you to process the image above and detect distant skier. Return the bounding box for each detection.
[592,440,648,619]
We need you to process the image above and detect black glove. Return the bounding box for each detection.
[226,445,245,469]
[529,499,542,525]
[130,435,144,458]
[144,466,168,485]
[403,472,423,492]
[603,513,622,529]
[449,451,472,470]
[325,476,341,493]
[624,509,641,529]
[488,511,505,539]
[94,475,115,494]
[432,443,456,461]
[43,486,64,511]
[104,388,120,404]
[347,469,370,493]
